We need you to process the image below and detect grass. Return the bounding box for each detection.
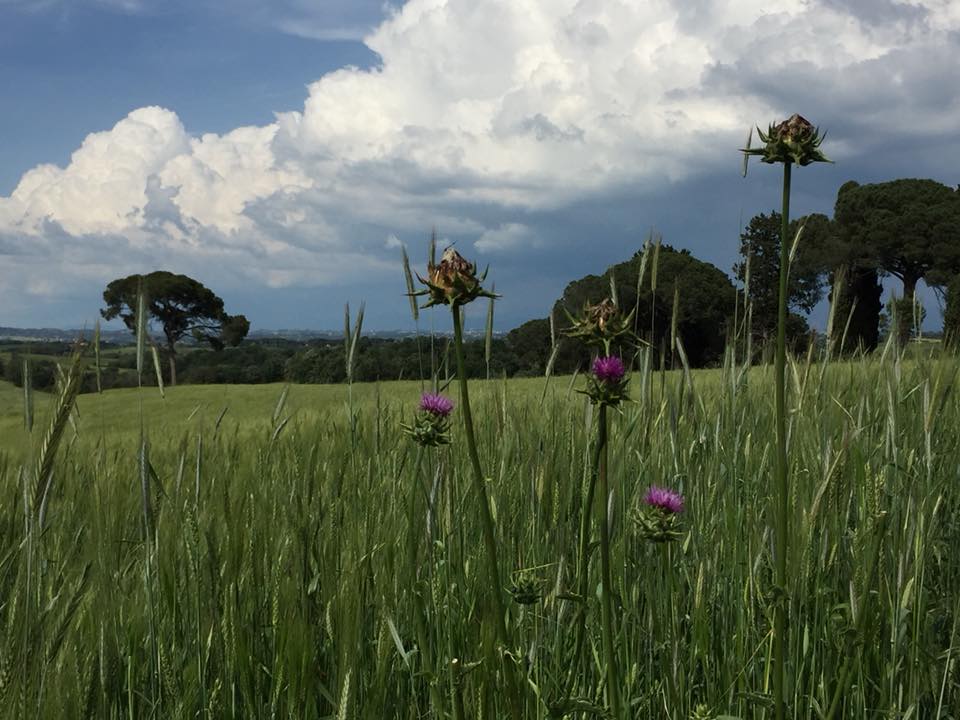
[0,380,430,463]
[0,346,957,718]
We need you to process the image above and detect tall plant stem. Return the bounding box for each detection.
[773,160,792,720]
[597,404,622,718]
[451,307,525,720]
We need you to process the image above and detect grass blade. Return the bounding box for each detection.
[651,232,662,293]
[136,281,148,382]
[347,302,365,384]
[150,342,165,398]
[485,286,495,380]
[33,342,85,517]
[23,356,33,432]
[402,245,419,322]
[93,319,102,394]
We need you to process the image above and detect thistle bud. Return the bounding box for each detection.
[631,485,685,543]
[563,297,636,348]
[508,569,544,605]
[592,355,626,384]
[414,246,497,308]
[742,113,832,166]
[589,298,618,332]
[579,354,630,407]
[401,392,454,447]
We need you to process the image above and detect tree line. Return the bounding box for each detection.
[4,176,957,393]
[739,178,960,351]
[1,334,592,391]
[521,177,960,366]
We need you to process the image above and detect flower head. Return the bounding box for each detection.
[414,246,497,308]
[402,392,455,446]
[564,297,636,348]
[419,392,454,418]
[592,355,626,384]
[580,354,630,406]
[643,485,685,514]
[633,485,686,542]
[588,298,619,332]
[742,113,831,166]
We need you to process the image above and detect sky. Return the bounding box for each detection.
[1,0,959,333]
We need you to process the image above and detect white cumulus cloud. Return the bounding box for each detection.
[1,107,189,236]
[2,0,959,326]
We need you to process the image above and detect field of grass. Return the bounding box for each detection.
[0,377,432,462]
[0,347,958,718]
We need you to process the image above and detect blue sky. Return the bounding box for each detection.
[1,0,958,333]
[0,1,383,194]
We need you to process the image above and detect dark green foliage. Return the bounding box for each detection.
[504,319,562,375]
[284,336,523,383]
[830,263,883,353]
[2,351,56,390]
[784,313,814,355]
[177,342,291,385]
[553,244,736,368]
[1,339,294,392]
[734,211,828,344]
[101,271,250,385]
[944,275,960,349]
[8,335,534,390]
[219,314,251,348]
[835,179,960,343]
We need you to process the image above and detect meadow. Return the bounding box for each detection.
[0,338,957,719]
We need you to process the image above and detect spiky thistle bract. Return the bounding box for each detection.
[412,246,498,308]
[742,113,832,166]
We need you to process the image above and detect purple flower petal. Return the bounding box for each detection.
[643,485,684,514]
[592,356,626,384]
[419,393,454,418]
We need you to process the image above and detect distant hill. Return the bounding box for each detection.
[0,326,131,343]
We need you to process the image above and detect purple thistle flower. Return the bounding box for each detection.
[592,355,626,384]
[419,392,454,417]
[644,486,684,514]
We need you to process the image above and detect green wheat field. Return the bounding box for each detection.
[0,346,958,718]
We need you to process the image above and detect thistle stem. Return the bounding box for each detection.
[598,404,622,718]
[451,307,524,720]
[773,160,792,720]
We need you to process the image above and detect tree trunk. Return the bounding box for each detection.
[832,263,882,354]
[166,340,178,387]
[943,275,960,350]
[896,275,920,348]
[903,275,918,303]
